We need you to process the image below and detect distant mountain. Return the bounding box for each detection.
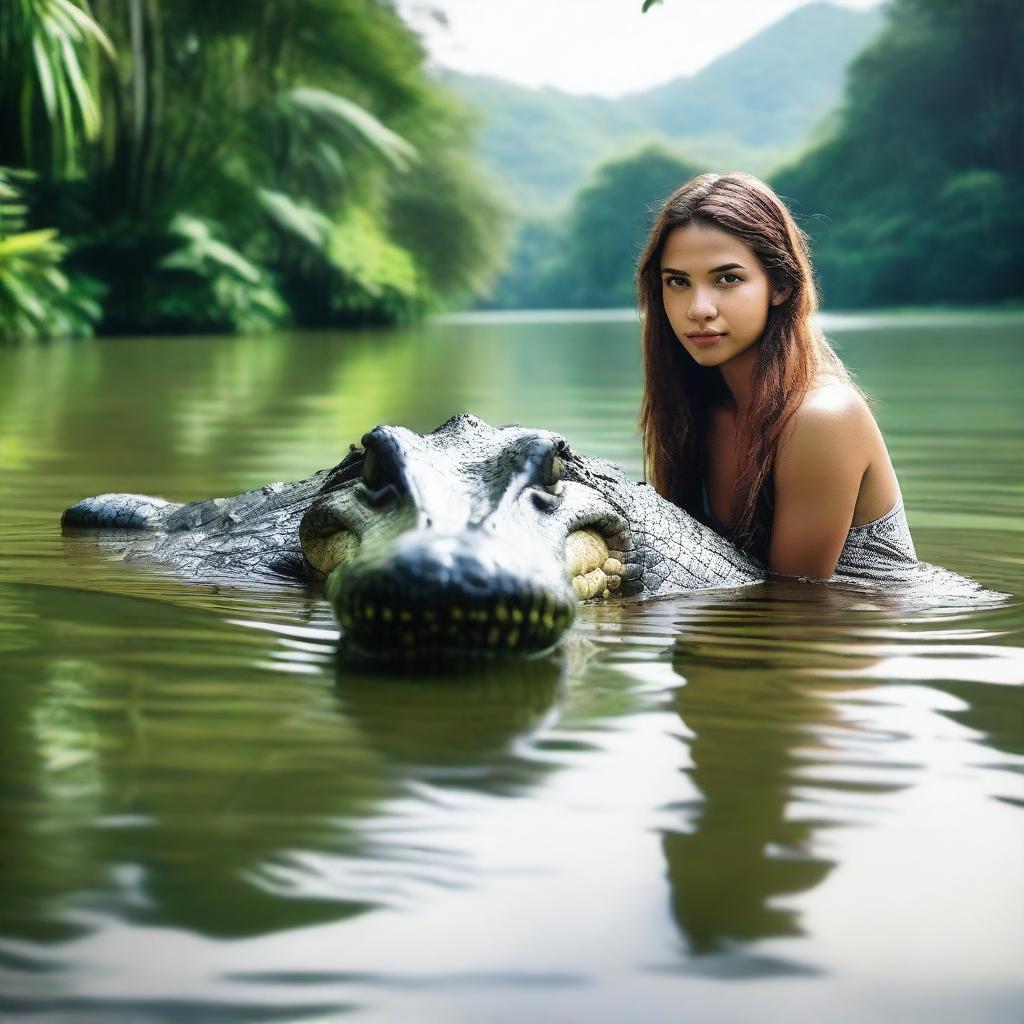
[437,73,650,212]
[439,2,885,210]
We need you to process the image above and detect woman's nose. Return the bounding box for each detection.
[688,288,717,322]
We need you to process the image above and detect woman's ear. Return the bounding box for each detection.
[770,284,793,306]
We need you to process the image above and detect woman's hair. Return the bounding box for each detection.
[636,171,854,560]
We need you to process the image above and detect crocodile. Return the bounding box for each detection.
[61,413,996,661]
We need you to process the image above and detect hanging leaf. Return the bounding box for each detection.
[286,87,417,172]
[7,0,115,173]
[256,189,332,250]
[0,196,99,340]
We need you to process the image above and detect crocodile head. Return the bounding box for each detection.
[299,414,638,662]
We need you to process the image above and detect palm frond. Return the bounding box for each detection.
[3,0,115,172]
[286,87,417,172]
[257,189,333,250]
[0,216,99,340]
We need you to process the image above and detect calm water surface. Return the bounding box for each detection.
[0,311,1022,1022]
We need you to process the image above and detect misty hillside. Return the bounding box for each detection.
[440,2,885,209]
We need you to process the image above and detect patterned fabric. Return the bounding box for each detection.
[831,499,918,584]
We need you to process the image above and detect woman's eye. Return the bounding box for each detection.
[665,276,688,289]
[718,274,742,285]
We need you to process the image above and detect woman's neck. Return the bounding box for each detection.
[718,341,760,417]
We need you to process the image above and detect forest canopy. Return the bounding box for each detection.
[773,0,1024,307]
[0,0,506,339]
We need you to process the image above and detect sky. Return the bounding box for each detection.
[395,0,884,98]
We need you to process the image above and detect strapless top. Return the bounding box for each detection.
[831,498,917,584]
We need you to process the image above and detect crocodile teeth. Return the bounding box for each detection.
[566,529,620,600]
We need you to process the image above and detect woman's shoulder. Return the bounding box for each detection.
[788,378,875,437]
[775,376,901,538]
[779,378,878,465]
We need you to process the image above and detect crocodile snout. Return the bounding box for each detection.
[328,529,577,661]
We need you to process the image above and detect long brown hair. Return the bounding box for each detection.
[637,171,854,560]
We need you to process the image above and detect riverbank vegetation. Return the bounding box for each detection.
[0,0,505,339]
[2,0,1019,340]
[773,0,1023,308]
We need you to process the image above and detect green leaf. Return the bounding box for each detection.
[0,228,62,257]
[327,204,418,298]
[51,0,116,58]
[163,214,264,284]
[59,31,100,138]
[257,189,332,250]
[31,33,58,119]
[287,87,417,171]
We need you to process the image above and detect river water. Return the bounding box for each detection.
[0,311,1022,1022]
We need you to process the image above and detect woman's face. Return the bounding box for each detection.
[659,222,786,369]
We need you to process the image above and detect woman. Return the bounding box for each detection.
[637,171,916,582]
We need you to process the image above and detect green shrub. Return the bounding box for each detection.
[0,169,100,340]
[153,214,289,334]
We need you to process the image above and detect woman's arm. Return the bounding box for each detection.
[768,387,873,580]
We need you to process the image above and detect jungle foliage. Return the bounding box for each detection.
[773,0,1024,308]
[0,168,101,340]
[0,0,505,338]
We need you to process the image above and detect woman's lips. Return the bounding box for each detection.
[686,332,725,348]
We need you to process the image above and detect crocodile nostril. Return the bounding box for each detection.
[365,482,400,508]
[358,430,411,499]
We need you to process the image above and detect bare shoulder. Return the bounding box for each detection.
[782,380,877,454]
[774,380,880,483]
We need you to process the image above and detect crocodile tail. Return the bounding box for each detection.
[61,493,180,531]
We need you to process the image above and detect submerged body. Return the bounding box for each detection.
[62,414,996,662]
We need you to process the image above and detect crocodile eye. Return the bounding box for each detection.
[541,448,564,496]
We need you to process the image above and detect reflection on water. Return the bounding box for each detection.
[661,584,917,966]
[335,659,566,772]
[0,311,1022,1021]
